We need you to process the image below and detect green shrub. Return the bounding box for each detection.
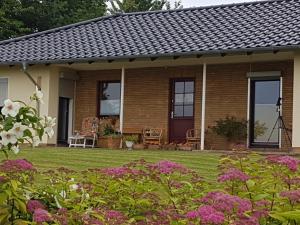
[124,135,139,143]
[211,116,247,142]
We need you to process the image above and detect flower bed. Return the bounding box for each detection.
[1,154,300,224]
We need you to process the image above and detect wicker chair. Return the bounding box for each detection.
[143,128,163,145]
[69,117,99,148]
[186,129,201,148]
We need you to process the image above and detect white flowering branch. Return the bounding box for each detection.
[0,87,56,158]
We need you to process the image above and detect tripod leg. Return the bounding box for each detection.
[280,117,292,147]
[266,118,280,143]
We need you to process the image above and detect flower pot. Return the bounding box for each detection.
[125,141,134,150]
[133,143,145,150]
[98,136,122,149]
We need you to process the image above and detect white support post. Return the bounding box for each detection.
[246,78,250,148]
[200,63,207,150]
[279,76,283,148]
[120,67,125,134]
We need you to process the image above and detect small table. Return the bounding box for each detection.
[69,134,96,148]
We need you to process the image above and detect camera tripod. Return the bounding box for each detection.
[266,97,292,150]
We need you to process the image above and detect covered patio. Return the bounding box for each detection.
[56,51,295,151]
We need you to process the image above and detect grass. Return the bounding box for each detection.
[0,147,222,180]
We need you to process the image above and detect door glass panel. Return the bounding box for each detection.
[174,105,184,117]
[175,94,184,104]
[173,80,194,118]
[184,105,193,117]
[184,93,194,104]
[252,80,280,144]
[185,81,194,93]
[175,82,184,93]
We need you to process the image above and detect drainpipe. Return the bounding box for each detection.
[120,66,125,134]
[21,62,41,115]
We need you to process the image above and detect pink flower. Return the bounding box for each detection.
[0,159,35,173]
[151,160,188,174]
[218,168,250,182]
[198,205,225,225]
[284,177,300,185]
[280,190,300,203]
[201,192,252,216]
[235,216,259,225]
[267,155,299,172]
[101,167,140,178]
[186,210,199,219]
[106,210,124,219]
[26,200,45,214]
[33,209,52,224]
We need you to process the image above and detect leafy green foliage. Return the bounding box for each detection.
[211,116,248,142]
[107,0,182,14]
[1,153,300,224]
[124,134,139,143]
[0,0,107,40]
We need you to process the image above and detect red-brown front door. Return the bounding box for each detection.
[169,78,195,143]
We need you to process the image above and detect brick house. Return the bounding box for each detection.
[0,0,300,151]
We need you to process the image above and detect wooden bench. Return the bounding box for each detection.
[143,128,163,145]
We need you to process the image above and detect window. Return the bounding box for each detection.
[249,78,280,147]
[98,81,121,116]
[0,78,8,110]
[173,81,194,117]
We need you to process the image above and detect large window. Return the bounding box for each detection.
[98,81,121,116]
[249,78,280,147]
[0,78,8,110]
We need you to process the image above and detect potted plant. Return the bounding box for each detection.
[98,124,122,149]
[211,116,247,149]
[124,135,139,150]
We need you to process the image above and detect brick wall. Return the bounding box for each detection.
[76,66,202,142]
[75,60,293,150]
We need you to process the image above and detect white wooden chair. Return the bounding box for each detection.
[69,117,99,148]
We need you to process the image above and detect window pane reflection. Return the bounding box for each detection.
[252,80,280,144]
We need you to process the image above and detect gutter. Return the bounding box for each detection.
[2,45,299,66]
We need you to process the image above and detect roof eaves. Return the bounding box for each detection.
[1,44,298,66]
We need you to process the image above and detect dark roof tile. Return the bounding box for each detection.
[0,0,300,64]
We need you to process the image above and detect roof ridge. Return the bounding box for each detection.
[0,0,293,46]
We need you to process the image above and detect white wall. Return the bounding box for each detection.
[0,65,60,144]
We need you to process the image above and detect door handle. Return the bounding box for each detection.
[171,111,174,119]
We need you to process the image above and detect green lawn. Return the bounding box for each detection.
[0,148,222,180]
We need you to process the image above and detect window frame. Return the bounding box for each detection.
[97,80,121,117]
[0,77,8,110]
[171,78,195,119]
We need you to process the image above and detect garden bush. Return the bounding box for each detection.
[1,91,300,224]
[1,154,300,224]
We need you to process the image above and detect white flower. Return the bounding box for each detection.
[32,136,41,147]
[45,127,54,138]
[59,190,66,198]
[11,122,27,138]
[70,184,79,191]
[11,145,20,154]
[35,86,44,104]
[43,116,56,138]
[0,131,17,146]
[1,99,21,117]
